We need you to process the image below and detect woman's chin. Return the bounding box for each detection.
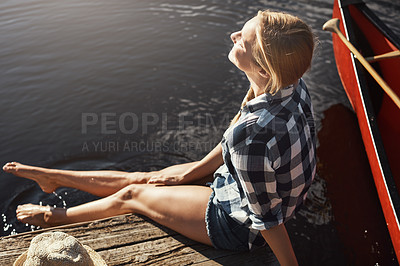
[228,53,239,68]
[227,50,234,61]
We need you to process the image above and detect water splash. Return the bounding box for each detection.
[2,213,18,235]
[52,191,67,208]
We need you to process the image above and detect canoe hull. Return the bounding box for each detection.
[331,0,400,260]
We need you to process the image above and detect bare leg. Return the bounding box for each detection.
[3,162,200,197]
[16,184,213,246]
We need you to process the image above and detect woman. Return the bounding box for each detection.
[3,10,316,265]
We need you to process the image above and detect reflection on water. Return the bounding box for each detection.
[318,104,397,264]
[0,0,399,264]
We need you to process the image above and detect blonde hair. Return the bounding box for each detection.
[231,10,315,125]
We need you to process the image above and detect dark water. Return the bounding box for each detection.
[1,0,399,264]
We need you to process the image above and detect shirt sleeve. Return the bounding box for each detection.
[230,142,283,230]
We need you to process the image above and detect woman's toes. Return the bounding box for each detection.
[16,212,26,220]
[16,204,29,215]
[3,162,22,173]
[3,162,14,172]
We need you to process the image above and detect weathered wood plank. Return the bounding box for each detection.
[1,214,176,251]
[0,214,278,265]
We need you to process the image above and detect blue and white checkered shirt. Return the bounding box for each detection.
[211,78,316,249]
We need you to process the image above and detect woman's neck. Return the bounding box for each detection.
[246,73,268,97]
[247,73,299,97]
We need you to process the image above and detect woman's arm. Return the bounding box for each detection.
[147,143,223,185]
[260,224,298,266]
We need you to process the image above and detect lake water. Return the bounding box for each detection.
[1,0,399,264]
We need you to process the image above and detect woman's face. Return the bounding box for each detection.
[228,16,259,73]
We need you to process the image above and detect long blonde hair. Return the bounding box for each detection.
[231,10,315,125]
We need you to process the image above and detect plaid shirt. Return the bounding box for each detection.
[211,78,316,249]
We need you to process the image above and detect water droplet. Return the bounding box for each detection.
[53,191,67,208]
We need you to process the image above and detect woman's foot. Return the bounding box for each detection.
[16,204,64,228]
[3,162,59,193]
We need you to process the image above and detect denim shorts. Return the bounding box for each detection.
[205,191,251,251]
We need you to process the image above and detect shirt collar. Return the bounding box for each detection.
[242,81,297,114]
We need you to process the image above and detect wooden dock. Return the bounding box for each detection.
[0,214,278,265]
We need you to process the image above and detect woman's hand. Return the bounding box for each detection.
[147,173,185,185]
[146,143,223,186]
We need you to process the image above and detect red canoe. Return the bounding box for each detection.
[330,0,400,259]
